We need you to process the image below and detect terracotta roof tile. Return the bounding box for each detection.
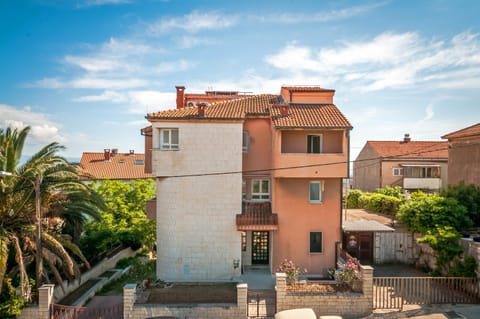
[272,104,352,128]
[367,141,448,159]
[281,86,335,92]
[80,152,152,180]
[442,123,480,140]
[236,202,278,231]
[147,94,352,129]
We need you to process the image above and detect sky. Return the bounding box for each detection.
[1,0,479,162]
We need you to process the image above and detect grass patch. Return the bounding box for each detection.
[97,257,156,296]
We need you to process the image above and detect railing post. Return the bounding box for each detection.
[237,283,248,318]
[123,284,137,319]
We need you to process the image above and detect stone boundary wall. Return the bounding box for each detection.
[123,283,248,319]
[18,284,54,319]
[54,247,136,301]
[276,265,374,318]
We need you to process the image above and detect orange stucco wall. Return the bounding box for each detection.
[280,88,334,104]
[272,178,341,276]
[243,118,272,172]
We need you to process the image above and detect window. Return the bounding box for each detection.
[159,128,179,150]
[309,181,322,203]
[307,135,322,153]
[241,232,247,252]
[310,232,323,253]
[135,159,145,165]
[252,179,270,200]
[242,180,246,200]
[392,168,403,176]
[243,131,249,152]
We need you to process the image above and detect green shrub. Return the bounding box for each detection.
[449,255,477,278]
[119,231,142,251]
[346,189,363,208]
[0,278,24,318]
[375,186,404,199]
[116,257,137,269]
[358,193,401,216]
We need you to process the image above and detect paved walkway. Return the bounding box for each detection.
[362,304,480,319]
[240,266,275,290]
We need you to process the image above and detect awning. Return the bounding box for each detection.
[343,220,394,232]
[236,202,279,231]
[400,164,441,167]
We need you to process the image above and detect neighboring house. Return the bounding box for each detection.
[144,85,352,281]
[79,149,152,181]
[442,123,480,187]
[353,134,448,193]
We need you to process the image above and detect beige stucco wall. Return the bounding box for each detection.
[448,136,480,186]
[353,144,381,192]
[153,122,242,281]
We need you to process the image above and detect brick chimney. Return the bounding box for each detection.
[279,104,289,116]
[176,86,185,109]
[403,133,411,143]
[104,149,111,161]
[197,102,206,117]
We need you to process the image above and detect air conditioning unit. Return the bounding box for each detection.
[187,101,196,107]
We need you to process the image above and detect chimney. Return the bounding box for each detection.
[403,133,411,143]
[129,150,135,155]
[176,86,185,109]
[104,148,111,161]
[279,104,289,116]
[112,148,118,156]
[197,102,206,117]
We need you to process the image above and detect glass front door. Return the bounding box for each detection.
[252,231,269,265]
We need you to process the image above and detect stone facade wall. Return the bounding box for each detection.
[152,122,242,281]
[123,283,248,319]
[276,265,373,318]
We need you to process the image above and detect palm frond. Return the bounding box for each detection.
[41,232,76,280]
[0,229,10,294]
[55,235,91,269]
[42,250,66,294]
[9,233,28,298]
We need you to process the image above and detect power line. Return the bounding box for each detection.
[159,142,472,179]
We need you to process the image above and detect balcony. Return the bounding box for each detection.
[403,178,442,190]
[272,153,348,178]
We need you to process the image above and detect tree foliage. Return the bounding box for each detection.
[442,182,480,227]
[0,126,105,300]
[81,179,156,261]
[397,192,474,276]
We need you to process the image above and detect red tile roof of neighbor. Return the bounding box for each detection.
[442,123,480,140]
[367,141,448,159]
[147,94,352,129]
[281,86,335,92]
[80,152,152,180]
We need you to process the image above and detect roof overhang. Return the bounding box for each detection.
[343,220,394,232]
[400,164,441,167]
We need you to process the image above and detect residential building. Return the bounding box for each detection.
[442,123,480,186]
[353,135,448,192]
[145,85,352,281]
[79,149,151,181]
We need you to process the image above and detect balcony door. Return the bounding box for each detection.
[252,231,269,265]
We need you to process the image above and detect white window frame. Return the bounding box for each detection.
[307,134,323,154]
[251,179,270,201]
[392,167,403,176]
[243,131,249,152]
[242,180,247,200]
[159,128,179,150]
[309,231,323,253]
[309,181,323,203]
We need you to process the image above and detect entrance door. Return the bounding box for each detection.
[252,231,269,265]
[358,233,373,265]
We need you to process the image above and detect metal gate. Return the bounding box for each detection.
[51,303,123,319]
[247,290,276,318]
[374,277,479,310]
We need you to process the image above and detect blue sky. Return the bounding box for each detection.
[1,0,479,161]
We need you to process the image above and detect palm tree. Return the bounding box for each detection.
[0,126,105,298]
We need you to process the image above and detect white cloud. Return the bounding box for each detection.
[0,104,66,144]
[265,31,480,91]
[251,2,388,24]
[73,90,128,103]
[79,0,131,8]
[148,11,238,35]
